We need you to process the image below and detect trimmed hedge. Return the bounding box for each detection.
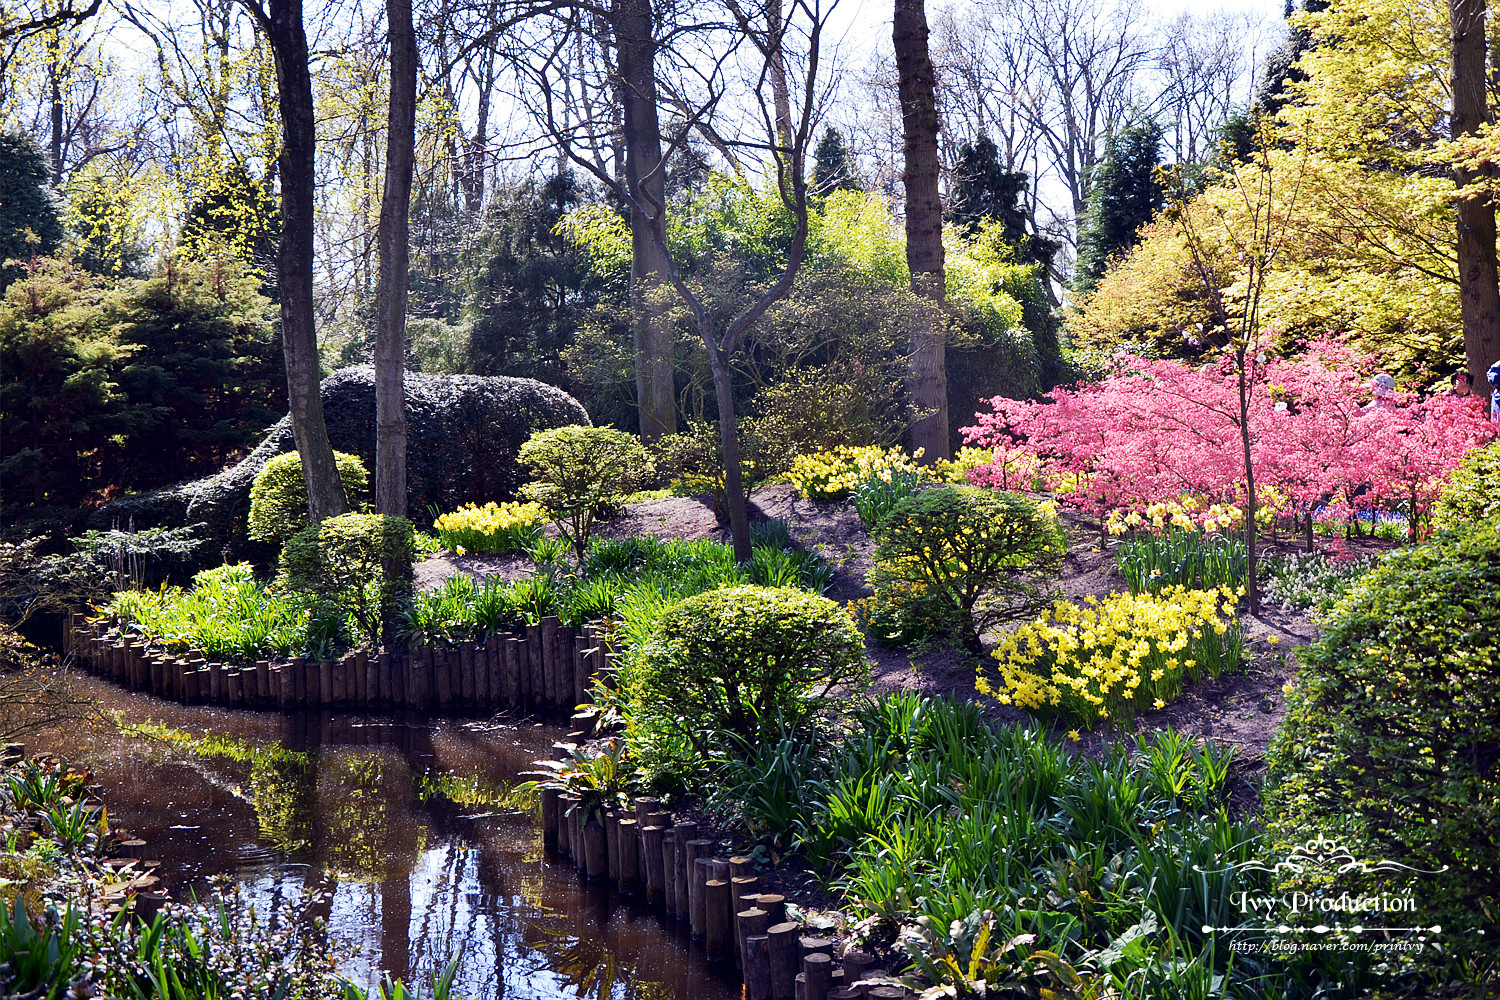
[89,366,589,559]
[1265,526,1500,979]
[1431,439,1500,533]
[247,450,368,545]
[632,585,868,750]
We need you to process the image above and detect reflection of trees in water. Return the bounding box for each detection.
[315,747,422,879]
[250,754,314,853]
[529,923,674,1000]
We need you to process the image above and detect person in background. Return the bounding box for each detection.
[1447,371,1475,398]
[1489,360,1500,421]
[1364,373,1398,412]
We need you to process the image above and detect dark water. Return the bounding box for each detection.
[39,674,740,1000]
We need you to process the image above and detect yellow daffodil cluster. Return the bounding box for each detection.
[1105,497,1244,536]
[929,447,998,484]
[978,585,1239,729]
[433,501,546,555]
[788,445,923,500]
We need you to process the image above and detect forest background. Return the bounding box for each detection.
[2,0,1491,546]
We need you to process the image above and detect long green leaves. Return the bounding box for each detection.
[1114,527,1247,594]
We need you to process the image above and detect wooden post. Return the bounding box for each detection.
[525,624,542,707]
[556,623,576,709]
[378,651,393,705]
[573,630,587,707]
[687,839,713,938]
[541,788,560,851]
[604,810,621,881]
[615,817,639,893]
[711,858,730,883]
[705,879,732,961]
[730,875,759,924]
[418,645,435,708]
[662,837,677,915]
[435,647,453,707]
[641,824,666,903]
[319,658,333,707]
[571,802,586,872]
[745,934,773,1000]
[768,921,801,1000]
[558,795,578,858]
[290,656,307,706]
[227,667,243,706]
[256,660,271,705]
[757,893,787,926]
[540,616,559,708]
[633,796,661,826]
[730,855,754,879]
[803,952,832,1000]
[457,642,474,706]
[800,936,833,958]
[738,907,769,976]
[583,820,607,881]
[840,951,875,985]
[486,636,502,706]
[331,654,346,704]
[503,636,521,706]
[671,822,697,920]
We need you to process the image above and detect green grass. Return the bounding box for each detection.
[708,694,1276,997]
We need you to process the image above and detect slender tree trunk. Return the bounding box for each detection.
[709,346,752,562]
[894,0,949,461]
[48,51,63,184]
[1452,0,1500,388]
[765,0,792,145]
[376,0,416,648]
[615,0,677,441]
[265,0,346,522]
[1238,348,1260,615]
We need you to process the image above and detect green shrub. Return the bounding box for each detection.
[1431,438,1500,532]
[869,486,1065,650]
[247,450,368,545]
[278,513,413,648]
[1265,526,1500,981]
[631,585,868,751]
[519,425,648,560]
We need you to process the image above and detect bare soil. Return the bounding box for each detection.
[414,484,1354,760]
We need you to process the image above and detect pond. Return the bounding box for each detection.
[36,673,741,1000]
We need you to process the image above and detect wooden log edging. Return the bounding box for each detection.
[65,613,615,718]
[529,793,912,1000]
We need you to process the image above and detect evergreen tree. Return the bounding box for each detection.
[466,171,613,385]
[1254,0,1330,121]
[0,133,66,288]
[1074,116,1166,293]
[111,254,286,487]
[812,127,861,194]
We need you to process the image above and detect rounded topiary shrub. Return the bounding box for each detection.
[633,585,868,751]
[1431,439,1500,533]
[278,512,414,648]
[248,450,368,545]
[520,424,650,559]
[1265,526,1500,979]
[869,485,1065,650]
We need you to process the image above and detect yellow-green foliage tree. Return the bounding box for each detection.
[1070,0,1470,379]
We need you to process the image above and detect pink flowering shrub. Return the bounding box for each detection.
[962,340,1495,539]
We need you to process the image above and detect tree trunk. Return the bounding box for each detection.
[1452,0,1500,389]
[709,346,753,562]
[615,0,677,441]
[894,0,949,462]
[376,0,416,648]
[1238,350,1260,615]
[265,0,345,522]
[765,0,793,145]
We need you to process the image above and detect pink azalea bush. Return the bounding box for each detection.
[962,339,1495,540]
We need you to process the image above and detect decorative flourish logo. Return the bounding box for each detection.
[1192,832,1448,952]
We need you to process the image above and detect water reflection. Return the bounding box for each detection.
[37,675,739,1000]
